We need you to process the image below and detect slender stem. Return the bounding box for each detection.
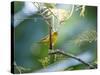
[49,15,55,64]
[60,5,74,24]
[66,5,74,20]
[49,25,52,49]
[14,62,21,74]
[47,8,58,19]
[49,50,95,69]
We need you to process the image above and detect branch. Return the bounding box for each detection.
[14,62,21,74]
[33,2,57,26]
[60,5,74,24]
[49,24,53,49]
[49,49,95,69]
[66,5,74,20]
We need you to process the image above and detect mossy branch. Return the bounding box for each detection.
[49,49,95,69]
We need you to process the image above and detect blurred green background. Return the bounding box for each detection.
[12,1,97,73]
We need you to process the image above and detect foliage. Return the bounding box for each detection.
[74,30,97,46]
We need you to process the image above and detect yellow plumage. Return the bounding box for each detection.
[39,32,58,46]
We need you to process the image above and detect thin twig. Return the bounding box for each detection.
[33,2,57,25]
[49,49,95,69]
[47,8,58,19]
[60,5,74,24]
[49,25,52,49]
[66,5,74,20]
[14,62,21,74]
[49,19,55,63]
[33,2,50,26]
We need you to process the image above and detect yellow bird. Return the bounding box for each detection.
[39,31,58,46]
